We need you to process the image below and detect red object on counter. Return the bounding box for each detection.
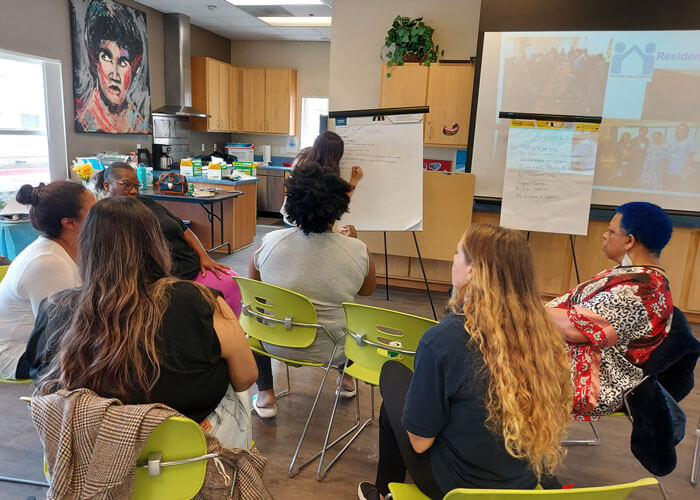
[423,159,452,172]
[283,162,293,167]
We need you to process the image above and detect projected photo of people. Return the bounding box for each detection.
[69,0,151,134]
[501,36,610,116]
[595,120,699,193]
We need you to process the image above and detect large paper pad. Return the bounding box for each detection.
[335,114,423,231]
[500,122,598,235]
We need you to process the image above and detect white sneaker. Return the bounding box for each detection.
[252,394,277,418]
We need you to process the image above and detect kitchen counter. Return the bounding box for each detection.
[147,174,258,251]
[153,170,260,185]
[256,165,292,172]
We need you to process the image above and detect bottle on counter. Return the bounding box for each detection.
[136,164,148,191]
[145,166,154,188]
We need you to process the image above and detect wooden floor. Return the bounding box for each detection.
[0,221,698,500]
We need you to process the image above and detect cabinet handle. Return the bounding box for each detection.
[429,126,433,139]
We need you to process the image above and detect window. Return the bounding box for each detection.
[300,96,329,149]
[0,50,67,209]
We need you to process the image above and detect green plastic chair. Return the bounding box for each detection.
[388,477,661,500]
[0,265,8,282]
[311,303,437,480]
[131,416,215,500]
[233,276,340,479]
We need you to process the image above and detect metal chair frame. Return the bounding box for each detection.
[691,415,700,486]
[237,299,351,479]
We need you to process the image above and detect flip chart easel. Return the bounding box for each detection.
[329,106,437,319]
[500,112,602,283]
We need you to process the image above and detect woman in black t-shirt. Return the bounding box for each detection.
[359,224,572,500]
[29,198,257,448]
[95,163,242,317]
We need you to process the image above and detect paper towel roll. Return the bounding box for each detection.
[262,145,271,165]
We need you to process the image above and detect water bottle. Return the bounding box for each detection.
[145,166,154,188]
[137,164,148,191]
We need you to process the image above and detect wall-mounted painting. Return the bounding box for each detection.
[70,0,151,134]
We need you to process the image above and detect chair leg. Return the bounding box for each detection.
[288,347,338,478]
[0,476,49,487]
[276,364,291,399]
[562,420,600,446]
[691,421,700,486]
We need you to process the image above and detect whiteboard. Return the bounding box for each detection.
[500,121,598,235]
[334,114,424,231]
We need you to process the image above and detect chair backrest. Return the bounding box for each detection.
[131,416,209,500]
[0,265,8,283]
[342,302,437,379]
[442,477,659,499]
[233,276,320,349]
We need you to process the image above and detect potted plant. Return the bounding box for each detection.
[383,16,444,77]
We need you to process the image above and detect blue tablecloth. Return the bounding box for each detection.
[0,220,39,260]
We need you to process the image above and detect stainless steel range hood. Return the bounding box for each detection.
[152,14,208,118]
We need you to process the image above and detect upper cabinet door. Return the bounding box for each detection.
[229,65,242,132]
[265,68,297,135]
[424,63,474,146]
[218,61,230,132]
[379,62,429,108]
[206,58,221,131]
[241,67,266,133]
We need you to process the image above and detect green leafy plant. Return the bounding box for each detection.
[383,16,444,77]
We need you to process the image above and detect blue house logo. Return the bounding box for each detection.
[611,42,656,75]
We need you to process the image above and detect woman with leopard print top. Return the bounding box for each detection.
[547,202,673,420]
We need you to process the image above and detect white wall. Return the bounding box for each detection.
[230,40,330,157]
[329,0,481,162]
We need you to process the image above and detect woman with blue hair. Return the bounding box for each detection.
[547,201,673,420]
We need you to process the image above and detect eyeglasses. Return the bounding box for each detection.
[114,179,141,191]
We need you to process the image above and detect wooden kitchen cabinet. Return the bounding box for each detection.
[265,68,297,135]
[379,62,429,108]
[424,62,474,146]
[378,61,474,147]
[240,67,266,133]
[229,65,242,132]
[191,57,230,132]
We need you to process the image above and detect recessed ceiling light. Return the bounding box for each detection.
[226,1,324,5]
[259,16,331,26]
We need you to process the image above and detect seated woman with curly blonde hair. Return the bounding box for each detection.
[359,224,572,500]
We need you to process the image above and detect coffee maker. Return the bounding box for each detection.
[152,115,191,171]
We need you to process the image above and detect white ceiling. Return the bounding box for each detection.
[137,0,332,41]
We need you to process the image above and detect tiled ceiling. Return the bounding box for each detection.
[137,0,332,41]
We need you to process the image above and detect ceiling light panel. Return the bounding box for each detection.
[259,16,331,26]
[227,1,323,5]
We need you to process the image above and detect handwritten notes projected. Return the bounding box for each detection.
[500,122,598,235]
[335,114,423,231]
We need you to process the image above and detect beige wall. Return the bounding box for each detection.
[191,25,231,64]
[329,0,481,110]
[329,0,481,163]
[230,40,330,156]
[0,1,231,175]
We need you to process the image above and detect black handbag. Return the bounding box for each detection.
[158,173,188,195]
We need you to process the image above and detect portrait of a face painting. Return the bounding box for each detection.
[70,0,151,134]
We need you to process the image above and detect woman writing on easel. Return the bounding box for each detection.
[281,131,364,227]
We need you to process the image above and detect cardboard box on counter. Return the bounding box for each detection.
[207,162,229,180]
[180,158,202,176]
[233,161,257,176]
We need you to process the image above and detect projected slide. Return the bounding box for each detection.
[472,30,700,212]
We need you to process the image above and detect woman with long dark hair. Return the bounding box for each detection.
[28,197,257,448]
[359,224,572,499]
[0,181,95,379]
